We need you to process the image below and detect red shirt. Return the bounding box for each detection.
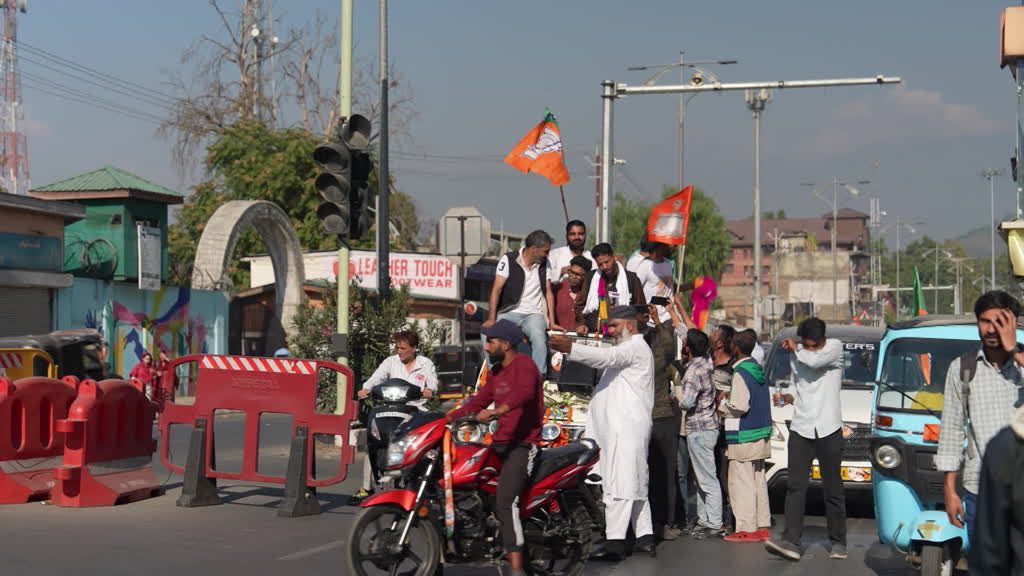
[449,354,544,445]
[553,282,579,328]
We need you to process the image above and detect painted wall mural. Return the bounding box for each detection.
[56,278,228,379]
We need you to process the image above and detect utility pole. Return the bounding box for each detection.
[599,80,614,243]
[376,0,390,298]
[982,168,1003,291]
[746,88,769,332]
[335,0,353,415]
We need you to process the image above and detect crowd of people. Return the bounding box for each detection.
[483,220,853,564]
[343,217,1024,573]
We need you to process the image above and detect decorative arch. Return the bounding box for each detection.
[192,200,305,341]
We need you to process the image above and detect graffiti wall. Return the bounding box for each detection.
[53,278,228,378]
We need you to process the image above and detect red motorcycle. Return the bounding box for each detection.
[346,411,604,576]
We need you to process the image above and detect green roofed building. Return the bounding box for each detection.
[30,166,183,285]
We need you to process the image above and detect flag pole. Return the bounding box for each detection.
[559,185,569,223]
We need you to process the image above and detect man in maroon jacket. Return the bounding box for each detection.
[448,319,544,576]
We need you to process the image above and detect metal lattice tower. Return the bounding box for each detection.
[0,0,28,196]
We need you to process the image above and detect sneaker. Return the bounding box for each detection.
[661,526,683,541]
[723,531,763,543]
[753,529,771,542]
[765,538,802,561]
[348,488,371,506]
[829,544,848,560]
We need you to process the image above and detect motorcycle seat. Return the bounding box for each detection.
[531,439,599,482]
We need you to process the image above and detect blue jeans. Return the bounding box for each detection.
[496,311,548,375]
[677,435,690,525]
[964,491,976,542]
[687,429,723,530]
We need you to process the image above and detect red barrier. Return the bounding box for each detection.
[0,376,79,503]
[157,354,359,517]
[53,378,160,507]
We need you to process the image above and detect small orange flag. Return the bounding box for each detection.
[504,111,571,187]
[647,186,694,245]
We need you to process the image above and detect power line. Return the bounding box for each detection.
[15,39,176,105]
[22,80,162,126]
[19,53,171,112]
[20,70,165,123]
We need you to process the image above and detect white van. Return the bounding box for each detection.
[762,326,883,504]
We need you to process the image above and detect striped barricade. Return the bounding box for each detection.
[54,378,160,507]
[0,376,79,503]
[156,354,359,517]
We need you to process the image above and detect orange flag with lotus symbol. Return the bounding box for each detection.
[504,111,571,187]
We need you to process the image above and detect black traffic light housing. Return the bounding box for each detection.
[314,114,372,239]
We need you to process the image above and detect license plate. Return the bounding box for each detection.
[811,465,871,482]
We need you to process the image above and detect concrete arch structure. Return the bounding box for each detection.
[192,200,305,341]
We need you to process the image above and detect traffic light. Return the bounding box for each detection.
[314,114,372,239]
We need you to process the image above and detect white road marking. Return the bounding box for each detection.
[277,539,345,561]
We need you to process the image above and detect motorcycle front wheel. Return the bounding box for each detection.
[345,504,441,576]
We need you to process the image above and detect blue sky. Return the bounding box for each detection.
[17,1,1020,247]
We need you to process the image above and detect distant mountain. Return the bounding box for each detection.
[954,221,1010,259]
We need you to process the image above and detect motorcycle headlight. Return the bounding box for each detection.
[488,420,499,435]
[541,423,562,441]
[456,423,483,443]
[386,433,420,470]
[874,444,902,469]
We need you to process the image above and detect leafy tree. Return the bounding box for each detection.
[289,281,445,412]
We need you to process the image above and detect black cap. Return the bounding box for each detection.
[481,319,526,344]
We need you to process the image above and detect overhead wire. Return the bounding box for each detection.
[20,70,166,123]
[19,52,172,112]
[22,79,163,126]
[15,39,176,105]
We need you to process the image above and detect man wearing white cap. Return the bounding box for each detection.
[549,304,656,561]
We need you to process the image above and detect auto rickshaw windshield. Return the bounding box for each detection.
[877,338,979,413]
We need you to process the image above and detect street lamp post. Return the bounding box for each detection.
[802,178,869,321]
[981,168,1003,290]
[746,89,770,332]
[626,54,738,190]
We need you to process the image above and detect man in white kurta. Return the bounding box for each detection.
[549,305,656,560]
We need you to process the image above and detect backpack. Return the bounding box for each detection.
[959,346,1024,458]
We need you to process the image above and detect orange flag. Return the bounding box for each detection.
[504,111,571,187]
[647,186,694,245]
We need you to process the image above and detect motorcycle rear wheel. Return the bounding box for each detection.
[524,504,593,576]
[346,504,441,576]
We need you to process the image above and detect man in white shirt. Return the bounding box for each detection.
[352,330,438,503]
[485,230,556,374]
[633,242,675,324]
[547,220,594,284]
[765,317,847,562]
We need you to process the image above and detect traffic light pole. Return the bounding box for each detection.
[376,0,390,298]
[336,0,353,418]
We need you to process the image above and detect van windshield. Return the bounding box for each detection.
[768,342,878,389]
[877,337,979,413]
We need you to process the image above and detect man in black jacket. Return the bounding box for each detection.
[573,242,646,334]
[972,404,1024,575]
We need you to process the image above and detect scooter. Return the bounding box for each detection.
[363,378,425,491]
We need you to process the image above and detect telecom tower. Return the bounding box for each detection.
[0,0,28,196]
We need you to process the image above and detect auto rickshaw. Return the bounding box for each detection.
[0,330,110,382]
[870,315,1024,575]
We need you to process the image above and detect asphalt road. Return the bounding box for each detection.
[0,413,916,576]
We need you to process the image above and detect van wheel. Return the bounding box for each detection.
[920,544,953,576]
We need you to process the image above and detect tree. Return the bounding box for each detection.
[289,281,445,412]
[160,0,414,174]
[605,186,732,283]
